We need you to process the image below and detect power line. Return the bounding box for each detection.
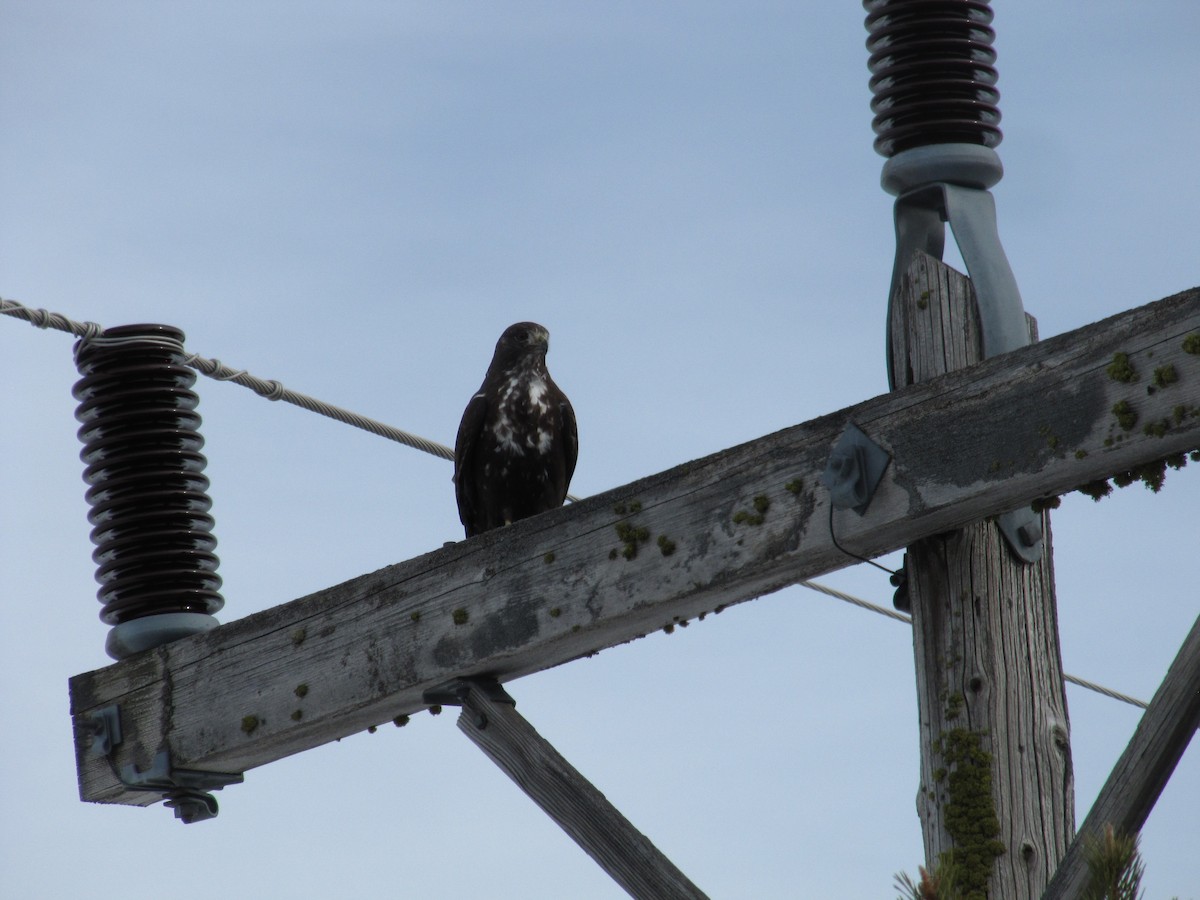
[2,295,454,462]
[795,580,1151,713]
[1,294,1153,715]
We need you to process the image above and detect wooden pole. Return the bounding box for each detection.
[1042,612,1200,899]
[451,680,710,900]
[890,252,1074,898]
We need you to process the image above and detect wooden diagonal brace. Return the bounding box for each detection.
[1041,612,1200,900]
[446,679,709,900]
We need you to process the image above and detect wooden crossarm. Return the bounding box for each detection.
[70,286,1200,808]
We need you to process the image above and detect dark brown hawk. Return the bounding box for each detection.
[454,322,578,538]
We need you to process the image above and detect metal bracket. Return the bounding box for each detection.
[881,143,1043,563]
[82,705,123,757]
[120,750,244,824]
[820,422,891,516]
[80,703,242,823]
[423,677,516,729]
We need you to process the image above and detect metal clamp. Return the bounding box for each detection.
[82,705,123,757]
[120,750,244,824]
[882,143,1043,563]
[820,423,891,516]
[82,702,242,824]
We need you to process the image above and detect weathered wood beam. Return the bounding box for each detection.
[70,287,1200,808]
[892,254,1073,899]
[1041,611,1200,900]
[450,680,710,900]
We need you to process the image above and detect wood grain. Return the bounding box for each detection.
[891,252,1074,899]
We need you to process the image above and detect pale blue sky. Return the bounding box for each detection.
[2,3,1197,897]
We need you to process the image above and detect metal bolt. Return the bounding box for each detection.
[1017,520,1043,547]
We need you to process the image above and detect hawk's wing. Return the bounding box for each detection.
[454,389,488,533]
[560,394,579,497]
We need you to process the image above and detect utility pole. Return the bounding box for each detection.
[890,253,1074,898]
[866,2,1075,892]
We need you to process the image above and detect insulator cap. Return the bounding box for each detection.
[865,0,1002,157]
[73,324,224,643]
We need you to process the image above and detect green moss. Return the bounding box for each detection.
[615,520,651,559]
[785,478,803,495]
[1152,364,1179,388]
[629,500,642,513]
[290,627,306,646]
[1074,449,1088,460]
[549,607,562,618]
[657,535,676,556]
[1182,332,1200,354]
[662,623,675,635]
[935,728,1005,899]
[543,552,555,564]
[608,548,619,560]
[1134,460,1168,492]
[1077,480,1113,502]
[1142,418,1170,438]
[945,692,965,721]
[1111,400,1138,431]
[1030,495,1061,513]
[294,683,309,699]
[410,611,420,623]
[1106,351,1138,383]
[290,710,303,722]
[393,715,410,728]
[428,705,442,716]
[613,502,627,515]
[241,715,259,735]
[452,608,469,625]
[753,494,770,515]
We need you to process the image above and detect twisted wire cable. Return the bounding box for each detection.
[2,296,455,461]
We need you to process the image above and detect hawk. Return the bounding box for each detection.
[454,322,578,538]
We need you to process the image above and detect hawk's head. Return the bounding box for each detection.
[491,322,550,372]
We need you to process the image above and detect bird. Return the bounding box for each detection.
[454,322,578,538]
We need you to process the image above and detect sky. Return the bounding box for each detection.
[1,2,1197,898]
